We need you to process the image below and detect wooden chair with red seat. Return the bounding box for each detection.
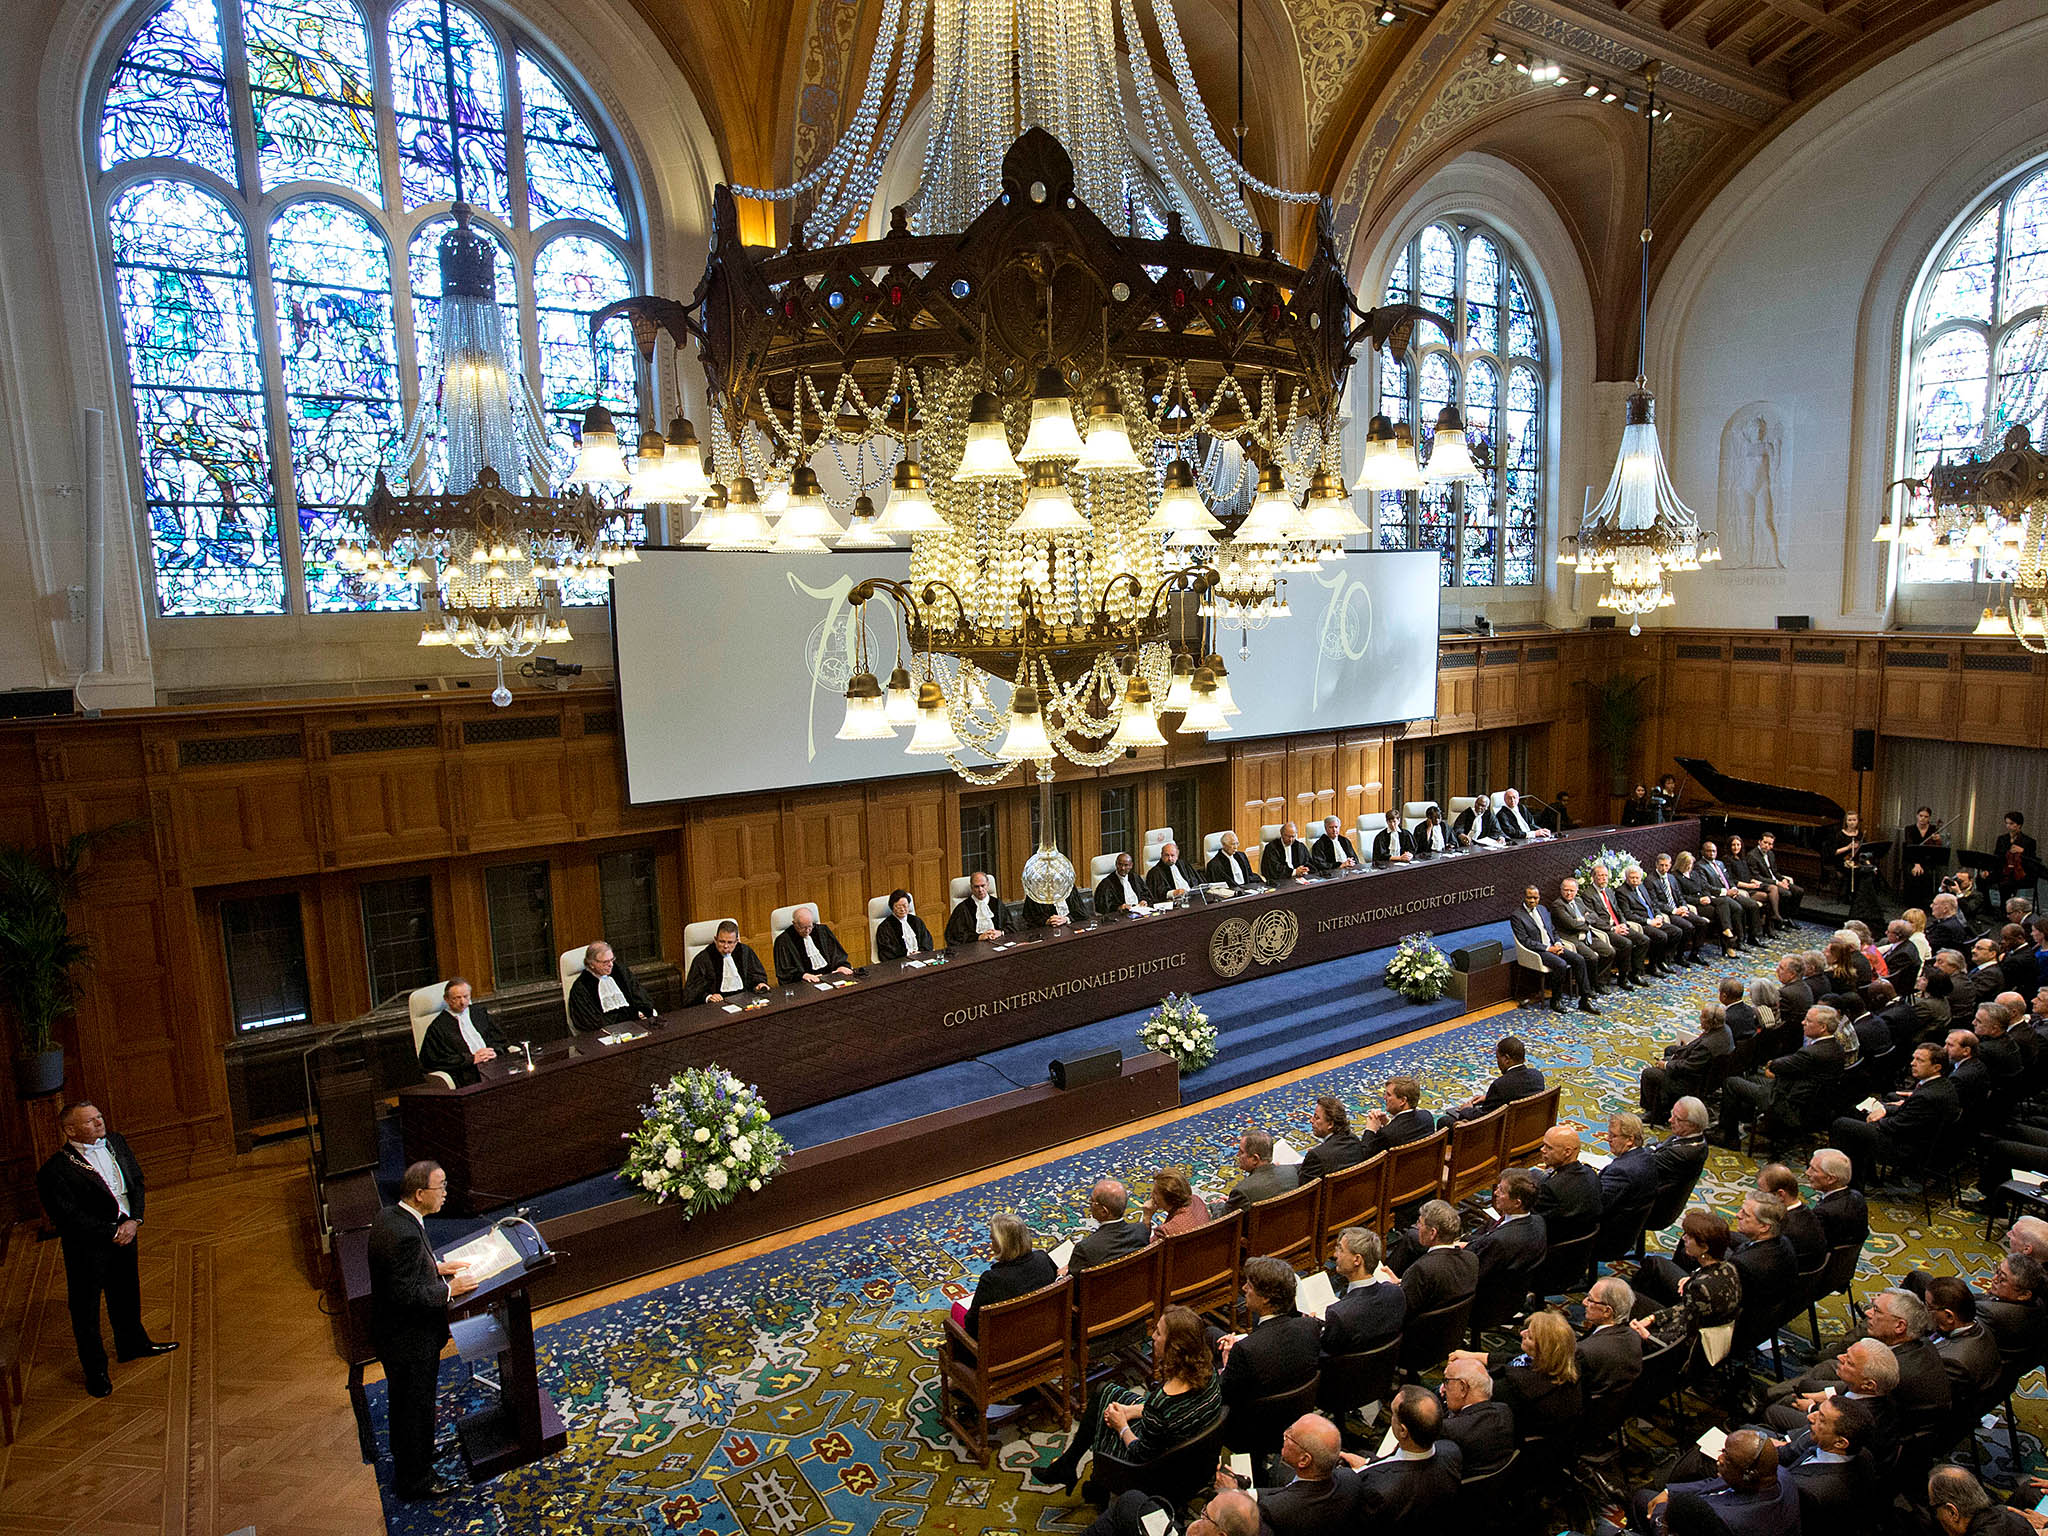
[1382,1129,1450,1223]
[1502,1086,1563,1167]
[1442,1105,1509,1203]
[1240,1178,1322,1274]
[1317,1152,1388,1251]
[1159,1209,1244,1321]
[937,1276,1075,1466]
[1070,1243,1165,1408]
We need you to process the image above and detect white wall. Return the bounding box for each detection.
[0,0,722,703]
[1647,0,2048,633]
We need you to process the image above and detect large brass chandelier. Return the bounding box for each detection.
[1556,63,1717,634]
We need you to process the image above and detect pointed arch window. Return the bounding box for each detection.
[92,0,644,616]
[1373,219,1546,588]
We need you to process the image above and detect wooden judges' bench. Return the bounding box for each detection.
[402,821,1697,1213]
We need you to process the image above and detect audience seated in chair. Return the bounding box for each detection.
[954,1212,1057,1338]
[1443,1035,1544,1125]
[1144,1169,1211,1243]
[1030,1304,1223,1495]
[1438,1356,1516,1475]
[1320,1226,1405,1358]
[1220,1129,1299,1214]
[1298,1093,1368,1182]
[1065,1178,1149,1274]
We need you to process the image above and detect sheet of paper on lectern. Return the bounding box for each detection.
[441,1227,522,1287]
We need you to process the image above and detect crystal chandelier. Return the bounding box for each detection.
[1556,62,1717,635]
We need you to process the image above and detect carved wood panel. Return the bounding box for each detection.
[686,807,786,950]
[782,792,869,938]
[458,750,575,849]
[1231,742,1289,845]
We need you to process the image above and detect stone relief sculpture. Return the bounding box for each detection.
[1715,403,1787,568]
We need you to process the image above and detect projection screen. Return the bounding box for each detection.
[610,547,1439,805]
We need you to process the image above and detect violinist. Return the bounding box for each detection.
[1901,805,1944,911]
[1992,811,2038,907]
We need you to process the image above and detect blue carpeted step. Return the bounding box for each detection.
[772,1060,1020,1150]
[1182,997,1464,1103]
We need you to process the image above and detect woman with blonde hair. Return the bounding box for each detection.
[953,1211,1056,1336]
[1904,907,1933,961]
[1454,1308,1582,1446]
[1030,1304,1221,1493]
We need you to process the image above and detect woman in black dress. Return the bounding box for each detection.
[1901,805,1944,912]
[1455,1308,1583,1450]
[1631,1209,1743,1352]
[1031,1304,1223,1492]
[956,1212,1057,1337]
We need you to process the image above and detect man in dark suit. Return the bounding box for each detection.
[1393,1201,1479,1317]
[566,942,659,1033]
[1216,1257,1321,1415]
[1551,875,1626,988]
[681,919,771,1004]
[1346,1386,1462,1526]
[1309,816,1359,873]
[1697,840,1766,944]
[1530,1125,1604,1245]
[1831,1042,1957,1188]
[1924,1276,2003,1404]
[1578,1276,1645,1401]
[1998,924,2039,997]
[1321,1227,1405,1357]
[1805,1149,1869,1252]
[773,905,855,984]
[1223,1412,1358,1535]
[1881,919,1922,1000]
[1262,822,1313,883]
[1747,832,1803,923]
[1677,853,1743,954]
[1205,833,1261,888]
[1979,1253,2048,1372]
[1647,852,1713,962]
[1784,1395,1880,1528]
[1772,956,1815,1037]
[1927,893,1970,955]
[1443,1035,1543,1124]
[1619,863,1690,971]
[1757,1164,1826,1271]
[1299,1094,1367,1182]
[1599,1112,1660,1216]
[1991,812,2038,905]
[1452,796,1499,847]
[1063,1178,1148,1273]
[36,1101,178,1398]
[1589,863,1666,979]
[1145,840,1198,903]
[1221,1129,1299,1214]
[1720,1007,1848,1147]
[1359,1077,1438,1159]
[1727,1194,1800,1329]
[416,977,508,1086]
[1372,819,1415,864]
[1438,1357,1515,1474]
[1463,1171,1547,1287]
[1510,884,1597,1014]
[872,889,935,960]
[1761,1334,1901,1438]
[1629,1429,1798,1536]
[945,870,1019,944]
[1650,1098,1712,1209]
[368,1160,476,1501]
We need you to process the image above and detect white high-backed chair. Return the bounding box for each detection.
[1142,827,1173,867]
[558,945,588,1030]
[770,903,817,943]
[1259,823,1283,847]
[1202,831,1226,861]
[684,918,737,970]
[866,895,895,961]
[1088,853,1121,885]
[1403,800,1436,833]
[408,981,456,1089]
[1448,795,1478,819]
[949,875,973,903]
[1356,812,1388,853]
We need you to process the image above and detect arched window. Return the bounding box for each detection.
[93,0,644,616]
[1898,162,2048,584]
[1372,220,1545,588]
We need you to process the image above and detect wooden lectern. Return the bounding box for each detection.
[442,1218,567,1481]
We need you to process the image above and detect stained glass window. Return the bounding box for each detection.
[110,179,282,615]
[100,0,236,179]
[242,0,378,195]
[271,200,409,612]
[1901,163,2048,583]
[94,0,643,617]
[518,53,628,233]
[1374,219,1546,587]
[388,0,509,217]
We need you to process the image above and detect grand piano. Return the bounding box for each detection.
[1672,756,1848,888]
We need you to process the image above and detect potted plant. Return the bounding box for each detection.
[0,833,105,1096]
[1585,673,1652,799]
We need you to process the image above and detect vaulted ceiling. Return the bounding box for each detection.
[624,0,2002,373]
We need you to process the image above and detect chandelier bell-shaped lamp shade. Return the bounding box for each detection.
[1203,652,1241,715]
[663,415,711,497]
[1012,463,1088,535]
[1420,406,1479,482]
[776,464,846,538]
[995,680,1055,761]
[836,670,898,740]
[954,391,1024,482]
[1147,459,1224,531]
[1108,673,1168,748]
[1161,651,1198,712]
[708,476,776,549]
[680,481,728,546]
[881,663,920,725]
[1578,385,1704,633]
[1074,386,1146,475]
[905,680,966,755]
[1301,468,1369,538]
[876,456,946,533]
[1180,664,1229,733]
[571,403,632,484]
[626,428,671,505]
[836,493,895,548]
[1017,367,1085,463]
[1237,463,1300,541]
[1350,415,1421,493]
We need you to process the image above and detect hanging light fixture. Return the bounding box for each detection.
[1420,406,1479,482]
[1107,674,1168,747]
[1012,464,1088,534]
[836,493,895,548]
[1560,61,1709,635]
[1017,366,1085,463]
[954,391,1024,482]
[1074,385,1146,475]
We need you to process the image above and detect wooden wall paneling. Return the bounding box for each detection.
[314,871,372,1023]
[1286,735,1338,834]
[455,737,576,851]
[552,843,604,961]
[1878,643,1959,738]
[1230,740,1288,845]
[445,862,495,994]
[320,758,455,869]
[1334,732,1385,826]
[1476,645,1520,722]
[781,789,870,936]
[1957,649,2042,742]
[652,831,689,963]
[1436,649,1478,729]
[685,804,786,949]
[863,778,949,928]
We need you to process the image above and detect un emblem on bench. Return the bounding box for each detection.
[1209,909,1300,976]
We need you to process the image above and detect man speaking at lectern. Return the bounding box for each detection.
[369,1160,475,1502]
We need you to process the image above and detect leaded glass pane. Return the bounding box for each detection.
[243,0,379,196]
[1465,234,1500,355]
[1417,224,1457,324]
[1460,360,1499,585]
[2002,170,2048,322]
[1914,328,1989,462]
[1382,244,1411,306]
[1503,365,1540,587]
[1375,349,1411,550]
[389,0,509,217]
[100,0,237,179]
[1377,349,1409,423]
[270,200,411,612]
[1927,205,1999,328]
[1417,352,1458,584]
[109,180,283,615]
[1507,267,1539,360]
[517,53,628,234]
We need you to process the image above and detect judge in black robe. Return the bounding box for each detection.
[417,980,509,1085]
[1310,817,1360,872]
[566,944,657,1034]
[1094,851,1149,913]
[682,923,771,1004]
[1373,823,1415,864]
[1022,890,1089,927]
[1262,823,1313,882]
[946,874,1019,944]
[872,890,935,961]
[772,908,854,983]
[1205,833,1261,887]
[1144,842,1198,903]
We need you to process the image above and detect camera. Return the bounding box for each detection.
[522,656,583,679]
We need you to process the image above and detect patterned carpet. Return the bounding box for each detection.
[370,921,2043,1533]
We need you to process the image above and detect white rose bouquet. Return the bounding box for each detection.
[1139,992,1217,1072]
[619,1064,789,1214]
[1386,931,1454,1003]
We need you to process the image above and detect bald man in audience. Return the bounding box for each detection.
[1064,1179,1147,1273]
[1216,1412,1358,1534]
[1530,1125,1604,1244]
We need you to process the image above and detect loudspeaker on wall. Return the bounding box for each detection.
[1851,729,1876,774]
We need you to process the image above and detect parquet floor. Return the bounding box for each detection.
[0,1142,382,1536]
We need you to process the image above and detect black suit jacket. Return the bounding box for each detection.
[1935,1320,2002,1402]
[1616,882,1662,927]
[1789,1452,1878,1529]
[1145,859,1196,903]
[1731,1234,1798,1320]
[37,1133,146,1242]
[1220,1311,1321,1411]
[1399,1245,1479,1317]
[1441,1400,1516,1475]
[1882,940,1921,994]
[1928,915,1970,953]
[1070,1220,1148,1272]
[1891,1335,1954,1432]
[963,1251,1057,1337]
[1260,1469,1361,1536]
[773,922,851,983]
[2001,948,2040,996]
[366,1205,450,1361]
[1813,1187,1869,1251]
[1764,1038,1846,1128]
[1205,849,1260,887]
[1354,1447,1460,1528]
[1469,1212,1547,1280]
[1360,1107,1437,1159]
[1877,1074,1958,1159]
[1779,1203,1827,1271]
[1320,1279,1405,1357]
[1599,1145,1659,1214]
[1310,832,1358,872]
[566,965,655,1033]
[873,910,935,960]
[681,940,769,1004]
[1646,869,1692,916]
[1372,825,1414,863]
[1263,838,1311,881]
[1509,903,1563,955]
[1650,1133,1710,1202]
[1478,1064,1545,1112]
[1299,1129,1367,1183]
[1532,1162,1604,1244]
[1577,1323,1644,1402]
[945,892,1019,945]
[417,1004,509,1085]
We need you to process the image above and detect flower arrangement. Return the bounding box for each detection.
[1574,845,1643,891]
[619,1065,790,1215]
[1139,992,1217,1072]
[1386,932,1454,1002]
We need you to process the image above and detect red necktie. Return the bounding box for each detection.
[1599,891,1617,921]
